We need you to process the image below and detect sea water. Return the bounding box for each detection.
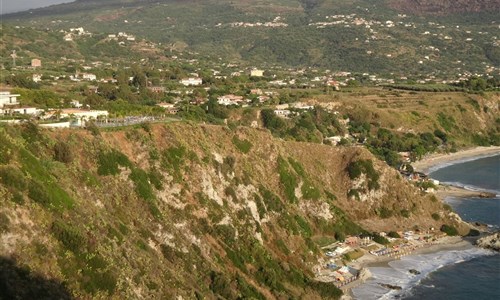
[352,153,500,299]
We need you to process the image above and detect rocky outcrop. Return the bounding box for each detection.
[475,232,500,252]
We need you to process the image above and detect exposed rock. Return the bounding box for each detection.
[409,269,421,275]
[380,283,402,290]
[475,232,500,252]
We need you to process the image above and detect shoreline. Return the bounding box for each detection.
[340,236,472,299]
[411,146,500,174]
[342,147,500,299]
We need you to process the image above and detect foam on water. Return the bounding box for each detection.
[351,247,495,299]
[440,181,500,196]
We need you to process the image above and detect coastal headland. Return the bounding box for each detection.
[335,146,500,299]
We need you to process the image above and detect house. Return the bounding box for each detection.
[273,109,291,117]
[326,80,340,90]
[345,236,359,246]
[250,69,264,77]
[45,109,108,127]
[9,107,40,115]
[180,77,202,86]
[250,89,263,95]
[87,86,99,94]
[31,59,42,68]
[70,100,83,108]
[217,94,245,106]
[325,136,343,145]
[147,86,166,93]
[157,103,179,114]
[32,74,42,83]
[398,152,411,163]
[0,92,20,112]
[81,73,97,81]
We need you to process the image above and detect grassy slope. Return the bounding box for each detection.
[0,122,462,299]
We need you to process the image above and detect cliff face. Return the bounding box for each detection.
[0,123,462,299]
[387,0,500,15]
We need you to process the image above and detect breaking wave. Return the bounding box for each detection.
[351,247,495,299]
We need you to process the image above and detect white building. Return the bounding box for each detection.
[180,78,203,86]
[81,73,97,81]
[0,92,20,112]
[250,69,264,77]
[217,94,244,106]
[273,109,291,117]
[45,109,108,127]
[9,107,40,115]
[32,74,42,83]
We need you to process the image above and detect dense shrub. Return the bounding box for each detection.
[440,224,459,236]
[347,159,380,190]
[387,231,400,238]
[277,156,298,203]
[53,141,73,163]
[161,146,186,181]
[97,150,131,176]
[51,220,86,253]
[378,206,393,219]
[0,166,27,191]
[431,213,441,221]
[259,185,283,212]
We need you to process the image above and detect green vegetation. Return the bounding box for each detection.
[51,220,86,253]
[161,146,186,182]
[97,150,131,176]
[347,159,380,190]
[232,136,252,154]
[277,156,298,203]
[440,224,459,236]
[387,231,401,238]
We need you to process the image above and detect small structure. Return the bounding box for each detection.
[0,91,20,114]
[9,107,39,115]
[274,109,291,118]
[250,69,264,77]
[180,77,202,86]
[32,74,42,82]
[147,86,166,93]
[217,94,245,106]
[157,102,179,114]
[31,59,42,68]
[81,73,97,81]
[326,80,340,90]
[44,109,108,127]
[70,100,83,108]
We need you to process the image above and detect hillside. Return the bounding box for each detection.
[0,122,465,299]
[3,0,499,75]
[387,0,500,15]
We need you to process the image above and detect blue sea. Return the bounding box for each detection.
[352,153,500,300]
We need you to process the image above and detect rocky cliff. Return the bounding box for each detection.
[0,122,466,299]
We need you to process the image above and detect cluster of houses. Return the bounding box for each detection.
[314,229,443,289]
[0,91,109,128]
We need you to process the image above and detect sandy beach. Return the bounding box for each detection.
[412,146,500,174]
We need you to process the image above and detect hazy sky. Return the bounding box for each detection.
[1,0,75,14]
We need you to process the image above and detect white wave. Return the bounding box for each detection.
[440,181,500,196]
[351,247,495,300]
[426,152,500,174]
